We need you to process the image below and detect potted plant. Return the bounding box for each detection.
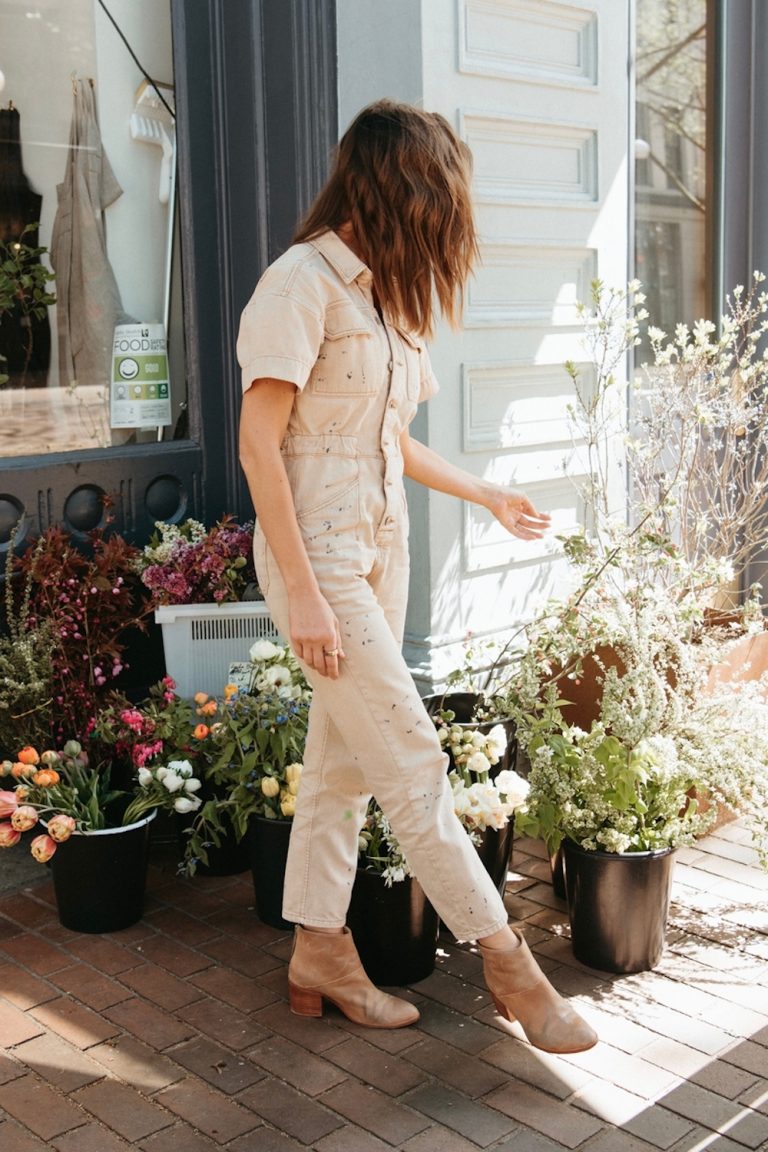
[349,758,529,984]
[487,277,768,972]
[0,735,203,933]
[181,638,311,924]
[135,515,279,697]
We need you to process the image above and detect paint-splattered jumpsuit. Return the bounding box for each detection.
[237,230,509,940]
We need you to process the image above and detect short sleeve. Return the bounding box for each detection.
[237,282,324,394]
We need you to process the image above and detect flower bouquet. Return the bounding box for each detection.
[179,640,311,873]
[136,515,259,605]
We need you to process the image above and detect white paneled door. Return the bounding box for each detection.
[405,0,631,686]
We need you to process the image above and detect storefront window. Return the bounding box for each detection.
[635,0,708,351]
[0,0,185,457]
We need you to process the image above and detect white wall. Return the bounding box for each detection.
[336,0,423,130]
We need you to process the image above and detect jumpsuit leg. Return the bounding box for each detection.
[261,537,510,942]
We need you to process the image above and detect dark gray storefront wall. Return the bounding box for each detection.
[0,0,336,552]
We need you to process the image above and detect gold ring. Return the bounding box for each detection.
[323,648,339,658]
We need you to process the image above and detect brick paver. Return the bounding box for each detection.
[0,820,766,1151]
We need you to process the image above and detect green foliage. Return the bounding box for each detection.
[0,224,56,386]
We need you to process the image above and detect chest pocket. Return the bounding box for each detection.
[397,329,427,404]
[307,304,381,396]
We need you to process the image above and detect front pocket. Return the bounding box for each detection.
[284,446,361,528]
[308,304,380,396]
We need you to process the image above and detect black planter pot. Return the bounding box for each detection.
[550,845,566,900]
[563,839,677,973]
[50,810,156,934]
[347,868,439,986]
[474,819,516,896]
[245,815,293,930]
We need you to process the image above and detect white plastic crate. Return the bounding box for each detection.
[155,601,280,698]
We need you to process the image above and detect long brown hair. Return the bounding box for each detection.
[294,100,478,338]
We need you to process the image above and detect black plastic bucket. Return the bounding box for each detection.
[50,810,156,934]
[563,839,676,973]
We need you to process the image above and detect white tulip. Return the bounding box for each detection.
[137,767,153,787]
[167,759,194,778]
[183,778,202,793]
[174,796,202,813]
[162,772,184,793]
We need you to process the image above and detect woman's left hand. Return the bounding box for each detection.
[488,488,551,540]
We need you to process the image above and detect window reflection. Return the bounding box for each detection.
[635,0,708,353]
[0,0,184,457]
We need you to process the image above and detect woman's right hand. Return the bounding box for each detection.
[289,590,346,679]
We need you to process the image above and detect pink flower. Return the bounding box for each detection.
[10,806,39,832]
[47,814,76,843]
[30,834,57,863]
[0,790,18,818]
[0,822,21,847]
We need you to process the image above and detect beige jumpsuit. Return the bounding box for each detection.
[237,230,508,940]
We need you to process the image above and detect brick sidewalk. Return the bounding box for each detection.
[0,823,767,1152]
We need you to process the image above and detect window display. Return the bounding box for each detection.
[0,0,184,457]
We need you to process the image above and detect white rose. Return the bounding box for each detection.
[493,769,530,808]
[263,665,293,689]
[249,639,283,662]
[466,751,491,775]
[486,724,509,761]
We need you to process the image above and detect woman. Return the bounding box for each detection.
[238,100,596,1054]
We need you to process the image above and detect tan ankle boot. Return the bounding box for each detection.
[288,926,420,1028]
[480,932,597,1053]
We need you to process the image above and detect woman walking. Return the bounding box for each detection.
[237,100,596,1054]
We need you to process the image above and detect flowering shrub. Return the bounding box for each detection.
[137,515,258,605]
[14,524,152,745]
[505,556,768,859]
[0,740,203,863]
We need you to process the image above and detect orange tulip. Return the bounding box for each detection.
[47,814,76,843]
[0,790,18,818]
[193,724,210,740]
[193,692,209,706]
[11,762,30,778]
[17,747,40,766]
[0,822,21,848]
[30,834,56,863]
[10,806,38,832]
[32,769,60,787]
[199,700,218,717]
